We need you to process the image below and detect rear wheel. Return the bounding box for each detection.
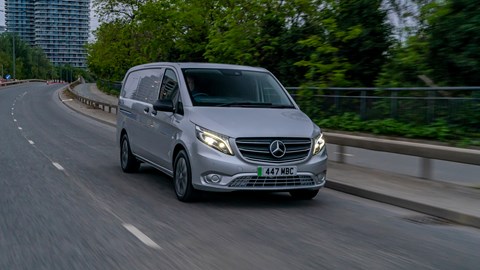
[120,134,140,173]
[174,150,198,202]
[289,189,319,200]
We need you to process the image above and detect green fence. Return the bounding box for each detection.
[97,79,122,96]
[286,87,480,133]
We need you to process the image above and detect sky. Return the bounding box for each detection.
[0,0,100,38]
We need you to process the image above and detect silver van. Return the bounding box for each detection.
[116,63,327,202]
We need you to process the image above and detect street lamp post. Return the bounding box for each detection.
[12,35,16,80]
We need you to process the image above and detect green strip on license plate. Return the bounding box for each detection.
[257,167,262,176]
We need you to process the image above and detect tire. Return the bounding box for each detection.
[173,150,198,202]
[120,134,140,173]
[289,189,319,200]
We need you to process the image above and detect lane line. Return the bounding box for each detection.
[18,127,22,130]
[52,162,64,171]
[122,224,162,250]
[14,119,17,122]
[28,140,35,145]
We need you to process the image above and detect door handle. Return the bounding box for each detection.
[144,107,149,114]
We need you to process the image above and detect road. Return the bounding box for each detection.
[1,83,480,269]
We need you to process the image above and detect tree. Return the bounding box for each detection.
[93,0,148,22]
[0,33,52,80]
[334,0,393,86]
[426,0,480,86]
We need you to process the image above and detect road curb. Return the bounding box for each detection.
[326,179,480,229]
[57,88,116,128]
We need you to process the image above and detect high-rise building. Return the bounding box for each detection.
[4,1,35,43]
[5,0,90,68]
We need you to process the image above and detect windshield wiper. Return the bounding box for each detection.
[216,102,294,108]
[216,102,273,107]
[267,105,296,109]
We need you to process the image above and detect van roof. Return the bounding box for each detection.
[129,62,268,72]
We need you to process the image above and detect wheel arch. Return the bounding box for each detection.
[172,143,187,166]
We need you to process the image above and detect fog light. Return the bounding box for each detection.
[205,174,222,184]
[211,175,221,183]
[316,172,327,184]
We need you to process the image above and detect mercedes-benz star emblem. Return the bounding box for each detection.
[269,140,286,158]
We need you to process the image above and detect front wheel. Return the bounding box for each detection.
[173,150,199,202]
[289,189,319,200]
[120,134,140,173]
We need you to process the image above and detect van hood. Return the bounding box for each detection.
[188,107,319,138]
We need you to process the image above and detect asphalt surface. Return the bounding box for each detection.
[1,83,480,269]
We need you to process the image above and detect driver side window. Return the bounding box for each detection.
[159,69,179,101]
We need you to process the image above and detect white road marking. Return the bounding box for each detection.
[334,152,354,157]
[123,224,162,250]
[28,140,35,145]
[18,127,22,130]
[11,113,14,116]
[62,99,73,102]
[52,162,64,171]
[13,119,17,122]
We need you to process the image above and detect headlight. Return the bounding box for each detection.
[195,126,234,155]
[313,133,326,155]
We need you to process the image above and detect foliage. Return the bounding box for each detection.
[316,112,479,145]
[0,33,53,80]
[426,0,480,86]
[88,0,395,87]
[377,0,480,87]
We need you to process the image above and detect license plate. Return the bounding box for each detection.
[257,166,297,177]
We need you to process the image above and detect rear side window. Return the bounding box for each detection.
[134,69,164,104]
[122,71,141,99]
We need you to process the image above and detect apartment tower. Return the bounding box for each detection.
[5,0,90,68]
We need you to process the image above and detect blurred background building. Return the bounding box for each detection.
[5,0,90,68]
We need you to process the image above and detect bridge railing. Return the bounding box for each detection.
[66,79,118,114]
[285,86,480,133]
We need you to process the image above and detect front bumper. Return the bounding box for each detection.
[189,141,327,192]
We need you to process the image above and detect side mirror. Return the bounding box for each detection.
[153,99,174,112]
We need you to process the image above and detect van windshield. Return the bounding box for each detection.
[182,68,295,108]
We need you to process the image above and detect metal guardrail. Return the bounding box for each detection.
[66,80,118,114]
[0,79,47,87]
[326,132,480,180]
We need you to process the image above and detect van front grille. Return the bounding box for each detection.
[236,138,311,163]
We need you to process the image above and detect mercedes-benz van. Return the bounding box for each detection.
[116,63,327,202]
